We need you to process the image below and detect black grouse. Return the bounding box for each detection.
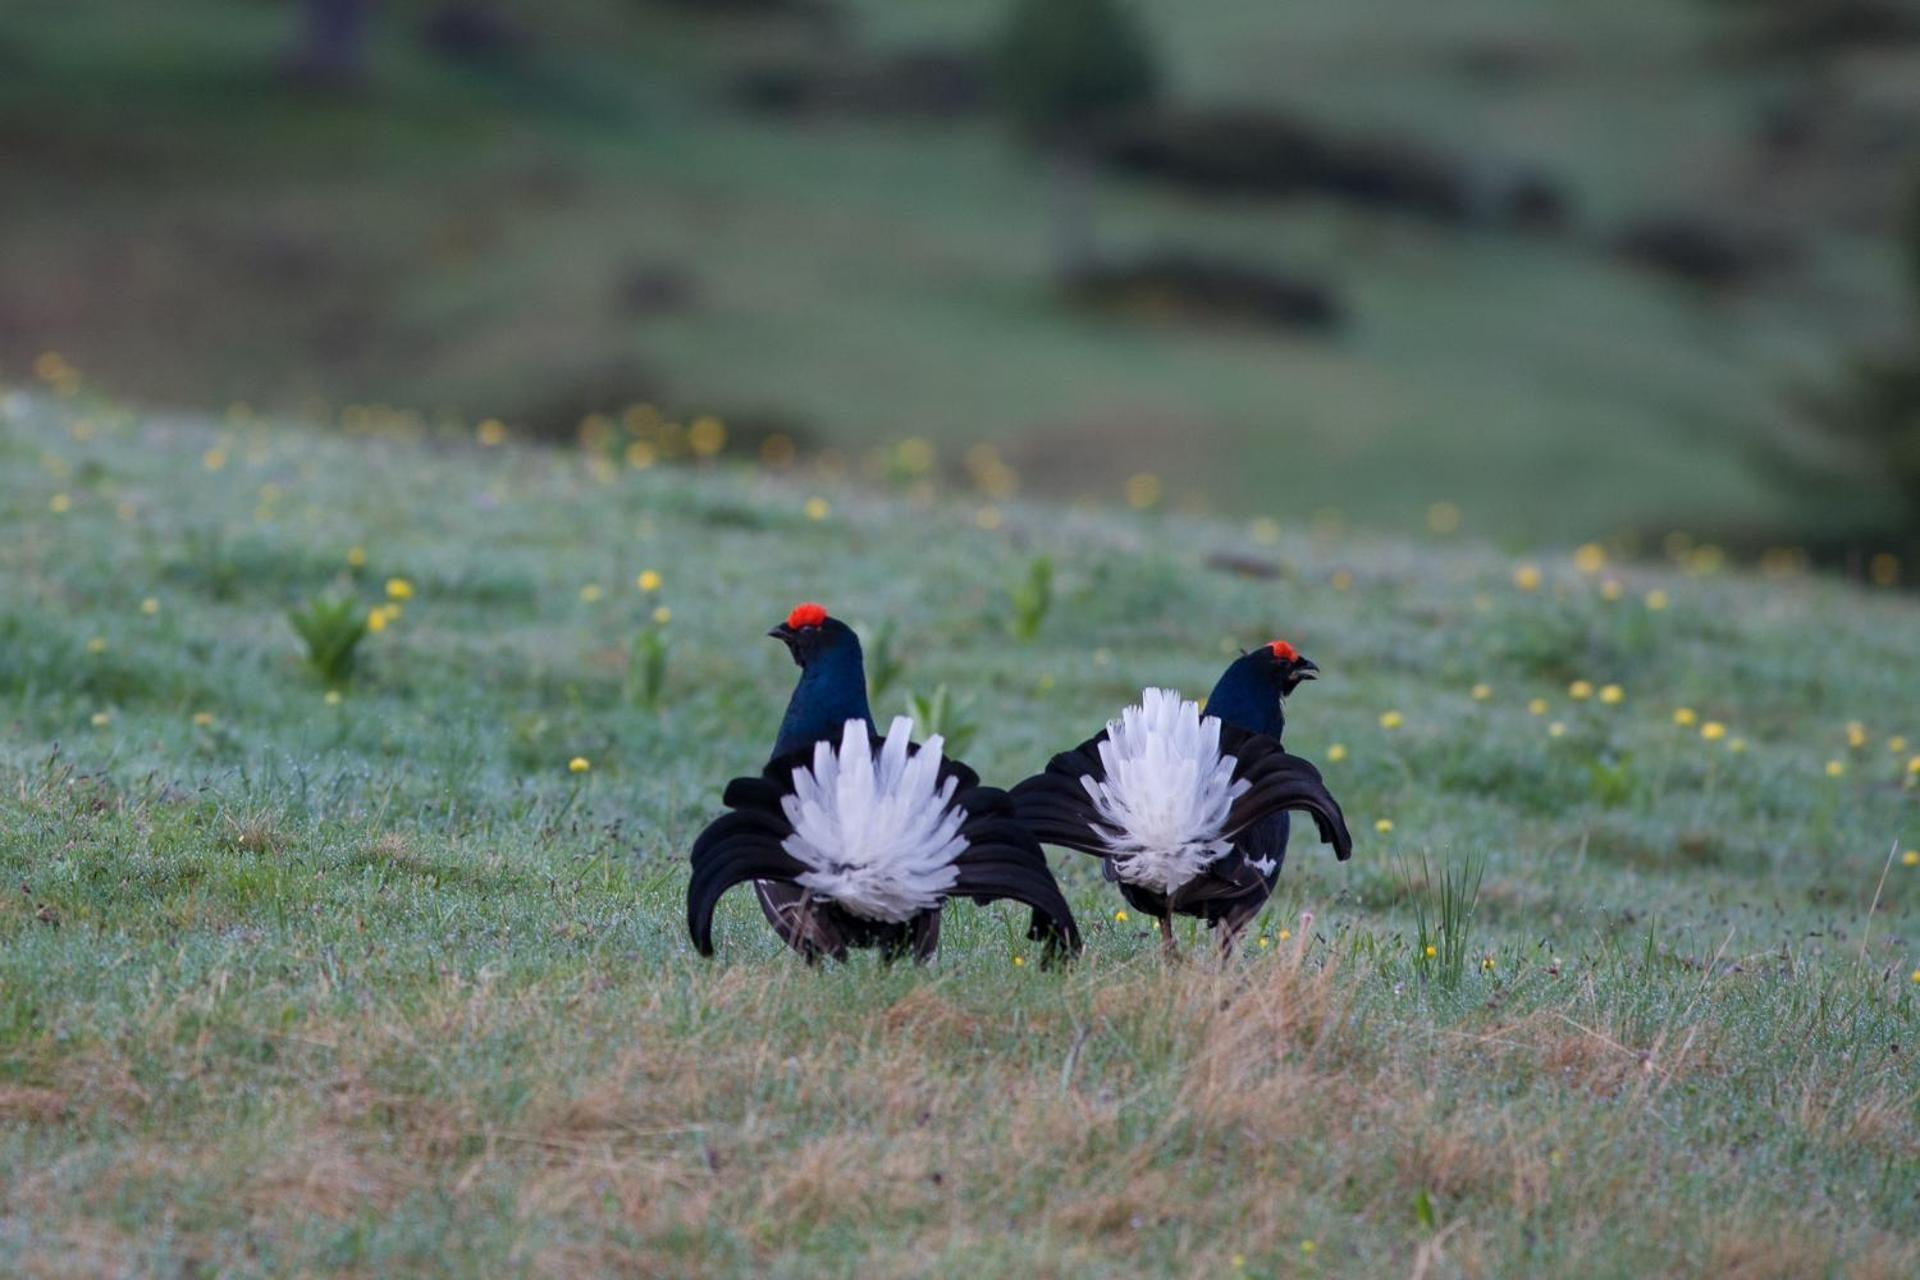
[1010,640,1351,953]
[686,603,1082,962]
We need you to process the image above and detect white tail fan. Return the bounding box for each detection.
[1082,688,1248,895]
[781,717,966,922]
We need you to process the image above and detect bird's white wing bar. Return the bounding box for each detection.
[1081,688,1250,895]
[781,716,966,922]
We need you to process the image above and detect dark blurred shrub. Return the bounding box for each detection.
[992,0,1160,276]
[993,0,1158,142]
[1814,170,1920,541]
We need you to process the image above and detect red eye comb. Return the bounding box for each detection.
[787,602,827,629]
[1268,640,1299,662]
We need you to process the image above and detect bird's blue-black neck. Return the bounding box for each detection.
[772,638,874,759]
[1204,652,1285,739]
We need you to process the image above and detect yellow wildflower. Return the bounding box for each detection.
[202,447,227,471]
[347,546,368,568]
[1011,955,1026,968]
[1700,722,1726,742]
[1568,680,1593,701]
[1846,721,1868,749]
[1645,589,1670,611]
[1573,543,1606,574]
[367,608,389,634]
[1424,944,1437,958]
[1902,850,1918,868]
[1599,684,1624,705]
[652,606,672,625]
[1889,736,1908,754]
[476,419,508,447]
[1330,570,1353,592]
[1379,710,1404,730]
[1673,708,1697,728]
[1548,721,1567,738]
[1471,683,1492,701]
[688,416,727,457]
[1375,818,1394,835]
[1513,563,1542,592]
[1327,743,1347,763]
[579,584,604,604]
[89,711,111,727]
[324,690,343,706]
[1278,929,1291,941]
[1727,737,1747,754]
[1528,698,1549,716]
[896,436,934,474]
[636,569,662,593]
[1114,910,1128,923]
[568,757,591,774]
[803,496,830,521]
[1124,472,1162,510]
[193,712,215,727]
[49,493,71,514]
[625,440,657,470]
[1825,760,1846,779]
[1600,578,1624,602]
[84,637,106,654]
[385,578,414,601]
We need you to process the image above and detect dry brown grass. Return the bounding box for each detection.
[3,945,1912,1278]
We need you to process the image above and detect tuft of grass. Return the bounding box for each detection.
[1404,850,1486,991]
[1009,554,1055,642]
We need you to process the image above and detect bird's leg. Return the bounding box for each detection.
[1157,913,1177,957]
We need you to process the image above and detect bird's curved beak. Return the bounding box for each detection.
[1293,657,1320,680]
[768,623,796,643]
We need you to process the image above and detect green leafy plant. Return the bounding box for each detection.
[1009,555,1054,641]
[1403,850,1485,991]
[906,685,978,758]
[865,618,904,702]
[627,626,669,710]
[287,595,369,689]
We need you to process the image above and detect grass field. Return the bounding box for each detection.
[2,0,1914,541]
[2,387,1916,1275]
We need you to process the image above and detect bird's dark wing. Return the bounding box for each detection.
[1006,730,1113,856]
[948,775,1083,957]
[1218,727,1353,861]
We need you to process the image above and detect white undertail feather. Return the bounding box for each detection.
[781,717,966,922]
[1083,688,1249,895]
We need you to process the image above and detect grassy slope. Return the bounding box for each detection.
[0,0,1910,540]
[2,390,1917,1276]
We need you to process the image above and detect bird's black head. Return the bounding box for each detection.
[1205,638,1319,737]
[1262,639,1320,696]
[768,602,860,669]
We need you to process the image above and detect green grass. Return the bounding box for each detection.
[2,389,1916,1275]
[0,0,1912,542]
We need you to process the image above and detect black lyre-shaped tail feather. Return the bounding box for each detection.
[948,798,1083,959]
[685,802,811,957]
[686,736,1081,959]
[1217,725,1353,861]
[1009,723,1353,862]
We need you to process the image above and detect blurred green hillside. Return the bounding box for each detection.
[3,0,1918,543]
